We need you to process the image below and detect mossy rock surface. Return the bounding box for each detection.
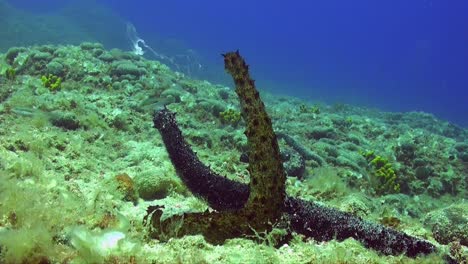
[424,203,468,246]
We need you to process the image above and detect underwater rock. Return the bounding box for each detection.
[395,141,417,164]
[306,127,338,140]
[110,61,147,77]
[281,149,306,179]
[277,132,320,161]
[414,166,434,180]
[413,157,430,168]
[37,45,56,54]
[454,142,468,162]
[346,133,362,145]
[335,155,361,172]
[424,203,468,246]
[109,49,141,61]
[459,152,468,162]
[160,87,185,103]
[32,51,53,62]
[114,173,138,204]
[454,142,468,153]
[5,46,27,65]
[340,142,360,151]
[134,171,185,201]
[442,123,466,140]
[198,99,226,117]
[339,193,373,217]
[217,88,231,100]
[313,141,339,165]
[80,42,104,51]
[46,60,65,76]
[49,112,81,130]
[426,178,444,197]
[98,52,115,62]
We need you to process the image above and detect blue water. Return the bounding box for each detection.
[7,0,468,127]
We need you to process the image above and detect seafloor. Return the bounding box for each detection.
[0,43,466,264]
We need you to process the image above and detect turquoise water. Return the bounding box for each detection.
[5,0,468,127]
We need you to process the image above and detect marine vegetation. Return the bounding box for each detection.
[4,67,16,81]
[299,103,320,114]
[41,73,62,91]
[219,108,242,125]
[146,51,444,259]
[362,150,400,195]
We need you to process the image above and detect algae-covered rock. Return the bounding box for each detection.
[160,87,185,103]
[5,47,27,65]
[49,111,81,130]
[110,61,147,77]
[307,127,338,140]
[98,52,115,62]
[134,170,185,200]
[80,42,104,51]
[114,173,138,204]
[424,203,468,246]
[281,148,305,179]
[32,51,53,61]
[46,60,65,76]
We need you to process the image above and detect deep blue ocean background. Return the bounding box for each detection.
[5,0,468,127]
